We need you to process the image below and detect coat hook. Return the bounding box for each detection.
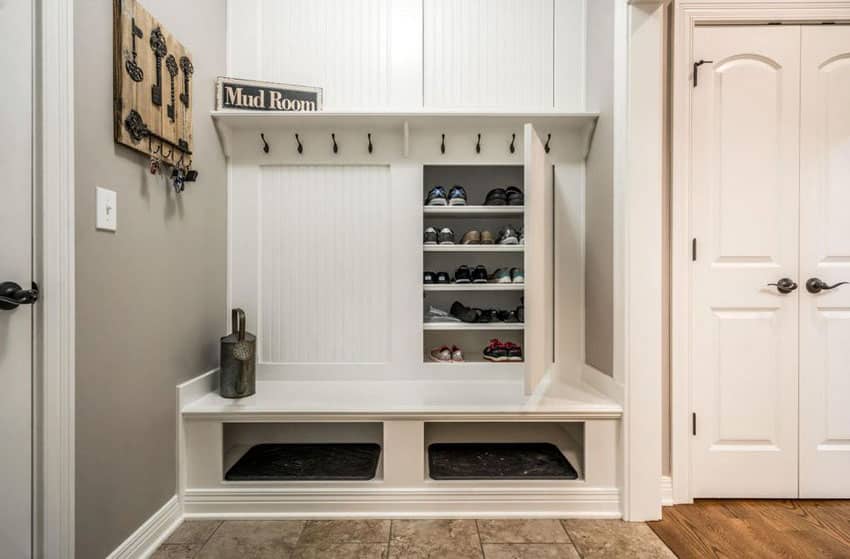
[475,133,481,154]
[441,133,446,155]
[152,142,162,155]
[367,133,373,154]
[545,133,551,154]
[260,133,270,154]
[331,133,338,154]
[295,133,303,154]
[509,133,516,154]
[163,145,173,159]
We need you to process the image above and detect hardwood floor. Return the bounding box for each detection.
[648,500,850,559]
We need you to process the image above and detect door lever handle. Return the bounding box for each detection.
[767,278,798,294]
[0,281,40,310]
[806,278,848,294]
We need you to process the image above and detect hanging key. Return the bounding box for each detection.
[125,18,144,82]
[179,56,194,108]
[150,27,168,106]
[165,54,178,121]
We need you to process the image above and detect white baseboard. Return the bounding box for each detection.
[661,476,673,506]
[183,487,622,519]
[107,495,182,559]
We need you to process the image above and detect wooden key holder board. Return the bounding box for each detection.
[113,0,193,166]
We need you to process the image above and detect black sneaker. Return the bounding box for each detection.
[425,186,448,206]
[516,303,524,322]
[451,301,481,323]
[483,339,509,362]
[448,185,467,206]
[506,186,524,205]
[471,265,488,283]
[479,309,499,323]
[424,271,436,284]
[424,227,438,245]
[497,309,519,323]
[438,227,455,245]
[436,272,450,284]
[498,226,520,245]
[484,188,508,206]
[454,265,472,284]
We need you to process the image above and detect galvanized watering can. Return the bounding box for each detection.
[220,308,256,398]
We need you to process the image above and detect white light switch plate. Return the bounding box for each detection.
[96,187,117,231]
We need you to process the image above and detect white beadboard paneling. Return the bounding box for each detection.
[424,0,554,108]
[260,165,391,363]
[259,0,391,109]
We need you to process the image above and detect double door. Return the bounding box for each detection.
[691,25,850,498]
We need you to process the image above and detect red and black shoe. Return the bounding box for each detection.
[483,339,509,362]
[502,342,523,362]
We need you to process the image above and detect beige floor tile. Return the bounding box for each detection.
[388,519,483,558]
[297,519,391,544]
[197,520,305,559]
[562,520,676,559]
[291,543,388,559]
[165,520,222,545]
[151,543,202,559]
[482,543,581,559]
[477,520,571,544]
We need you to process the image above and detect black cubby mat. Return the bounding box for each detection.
[428,442,578,480]
[225,443,381,481]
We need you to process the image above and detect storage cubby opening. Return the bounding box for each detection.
[222,422,384,482]
[424,331,524,364]
[424,422,584,481]
[423,165,524,206]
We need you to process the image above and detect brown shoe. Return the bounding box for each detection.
[460,230,481,244]
[480,230,495,244]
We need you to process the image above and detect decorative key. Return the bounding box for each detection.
[125,18,144,82]
[150,27,167,106]
[179,56,193,108]
[165,54,178,121]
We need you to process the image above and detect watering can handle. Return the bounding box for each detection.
[232,308,247,341]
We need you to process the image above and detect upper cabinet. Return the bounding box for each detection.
[227,0,586,111]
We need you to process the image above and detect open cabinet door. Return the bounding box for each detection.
[523,123,554,395]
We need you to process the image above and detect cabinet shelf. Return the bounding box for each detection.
[424,245,524,253]
[423,323,525,331]
[424,284,524,292]
[424,206,524,217]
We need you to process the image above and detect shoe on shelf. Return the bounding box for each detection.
[506,186,524,206]
[480,230,495,244]
[425,186,448,206]
[518,227,525,245]
[503,342,523,361]
[484,188,508,206]
[498,226,520,245]
[430,346,453,363]
[451,346,464,362]
[460,230,481,244]
[516,302,524,323]
[510,267,524,283]
[479,309,500,323]
[454,265,472,284]
[472,265,488,283]
[490,268,512,284]
[424,305,460,323]
[450,301,481,323]
[436,272,451,284]
[424,227,438,245]
[448,185,467,206]
[498,309,519,323]
[483,339,509,362]
[438,227,456,245]
[424,271,436,284]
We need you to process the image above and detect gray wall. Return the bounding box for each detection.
[584,0,615,376]
[74,1,226,556]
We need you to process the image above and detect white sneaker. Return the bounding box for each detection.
[429,346,452,363]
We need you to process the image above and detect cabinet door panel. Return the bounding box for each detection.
[799,25,850,498]
[524,124,554,394]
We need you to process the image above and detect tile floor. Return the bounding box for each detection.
[153,518,676,558]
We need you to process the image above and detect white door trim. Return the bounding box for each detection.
[670,0,850,505]
[35,0,75,556]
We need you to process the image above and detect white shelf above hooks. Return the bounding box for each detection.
[210,109,598,159]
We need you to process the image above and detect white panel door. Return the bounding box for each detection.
[799,25,850,498]
[690,26,801,498]
[523,124,554,394]
[0,0,33,555]
[423,0,554,108]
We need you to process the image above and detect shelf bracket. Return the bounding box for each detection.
[582,118,599,160]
